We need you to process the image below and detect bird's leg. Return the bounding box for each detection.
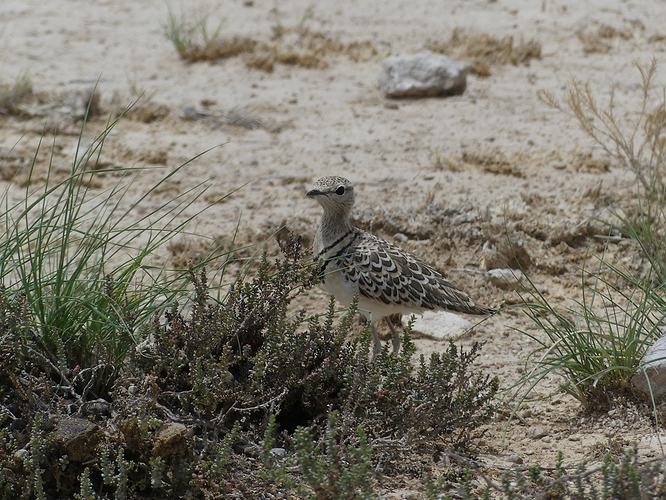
[385,316,401,354]
[371,321,382,360]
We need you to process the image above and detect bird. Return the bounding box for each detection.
[307,175,494,359]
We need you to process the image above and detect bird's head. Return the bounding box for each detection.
[306,176,355,214]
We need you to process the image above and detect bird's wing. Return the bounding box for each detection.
[341,232,491,315]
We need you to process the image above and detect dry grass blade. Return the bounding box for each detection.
[539,58,666,195]
[428,27,541,76]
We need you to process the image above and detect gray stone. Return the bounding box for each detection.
[527,427,549,439]
[378,50,472,98]
[632,332,666,397]
[53,417,101,461]
[401,310,472,340]
[81,399,111,419]
[270,447,287,459]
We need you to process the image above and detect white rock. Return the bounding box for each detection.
[486,268,527,290]
[378,50,473,98]
[632,333,666,397]
[401,310,472,340]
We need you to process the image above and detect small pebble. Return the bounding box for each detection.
[527,427,549,439]
[180,105,199,120]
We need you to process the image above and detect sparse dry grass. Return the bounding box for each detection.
[0,72,35,115]
[430,147,525,176]
[109,95,170,123]
[539,58,666,195]
[245,29,378,71]
[178,34,257,62]
[167,234,226,268]
[577,22,641,54]
[163,5,378,71]
[430,146,613,177]
[427,27,541,76]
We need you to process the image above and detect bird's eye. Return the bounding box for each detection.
[335,186,345,195]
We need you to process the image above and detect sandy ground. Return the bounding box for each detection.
[4,0,666,495]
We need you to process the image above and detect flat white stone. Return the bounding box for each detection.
[401,310,472,340]
[631,333,666,397]
[486,268,527,290]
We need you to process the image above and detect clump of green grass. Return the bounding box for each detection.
[513,259,663,410]
[511,59,666,412]
[0,93,228,398]
[162,2,255,62]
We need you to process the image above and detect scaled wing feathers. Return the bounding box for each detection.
[338,231,491,315]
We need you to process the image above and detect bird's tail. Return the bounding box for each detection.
[431,281,495,316]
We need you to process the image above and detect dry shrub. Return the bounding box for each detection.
[539,58,666,194]
[428,28,541,76]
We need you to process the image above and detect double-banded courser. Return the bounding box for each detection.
[307,176,493,358]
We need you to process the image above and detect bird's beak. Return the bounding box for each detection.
[306,189,322,197]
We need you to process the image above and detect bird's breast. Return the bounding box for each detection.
[320,264,359,305]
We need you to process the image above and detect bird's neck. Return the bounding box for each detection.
[315,209,353,254]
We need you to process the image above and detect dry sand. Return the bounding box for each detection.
[3,0,666,495]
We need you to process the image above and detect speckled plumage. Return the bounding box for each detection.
[307,176,493,358]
